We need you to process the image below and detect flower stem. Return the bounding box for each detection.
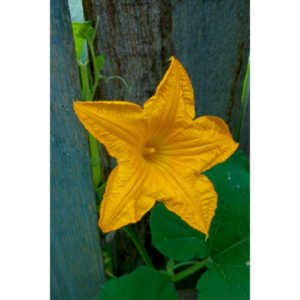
[171,257,212,282]
[104,75,131,95]
[79,64,103,191]
[105,269,117,279]
[123,226,154,268]
[172,260,199,271]
[88,133,103,192]
[77,34,103,192]
[88,40,100,97]
[79,64,92,100]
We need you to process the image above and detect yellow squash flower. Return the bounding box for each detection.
[74,57,238,237]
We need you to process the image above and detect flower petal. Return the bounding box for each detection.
[152,157,217,236]
[161,116,239,173]
[175,58,195,119]
[99,158,156,232]
[143,57,194,139]
[154,57,195,119]
[73,101,146,162]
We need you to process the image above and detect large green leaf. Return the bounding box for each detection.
[196,150,250,300]
[150,203,208,261]
[98,266,177,300]
[197,264,249,300]
[205,150,250,264]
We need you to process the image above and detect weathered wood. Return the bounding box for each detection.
[171,0,250,118]
[83,0,173,105]
[171,0,250,154]
[51,0,105,299]
[84,0,249,153]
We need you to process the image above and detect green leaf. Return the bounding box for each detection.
[98,266,177,300]
[196,150,250,299]
[196,264,249,300]
[150,202,208,261]
[72,21,95,44]
[205,150,250,264]
[96,54,105,70]
[72,22,91,64]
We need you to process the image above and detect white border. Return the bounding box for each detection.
[0,1,49,299]
[251,0,300,298]
[1,1,300,299]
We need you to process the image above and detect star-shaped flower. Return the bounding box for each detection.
[74,57,238,237]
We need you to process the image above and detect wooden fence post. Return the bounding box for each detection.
[51,0,105,299]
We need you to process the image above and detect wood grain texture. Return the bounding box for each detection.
[84,0,249,153]
[51,0,105,299]
[84,0,173,105]
[171,0,250,154]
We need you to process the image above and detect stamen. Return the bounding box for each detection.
[143,147,156,156]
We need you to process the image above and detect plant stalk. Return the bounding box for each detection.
[123,226,154,268]
[172,260,199,271]
[88,133,102,191]
[171,257,212,282]
[105,269,117,279]
[80,64,103,191]
[79,64,91,100]
[88,40,100,96]
[78,36,104,192]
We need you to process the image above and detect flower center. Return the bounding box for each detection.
[143,146,156,157]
